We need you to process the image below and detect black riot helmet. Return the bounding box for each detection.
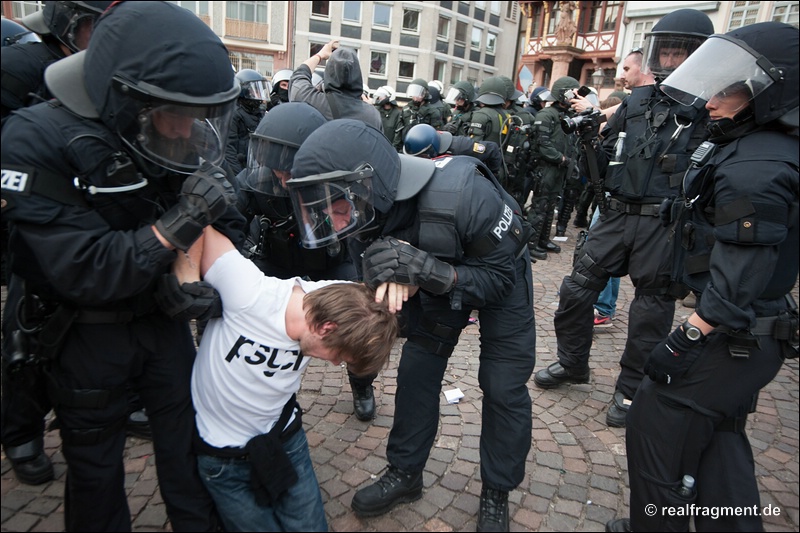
[235,68,270,102]
[288,119,435,248]
[21,1,112,52]
[662,22,799,136]
[551,76,580,105]
[243,103,328,197]
[45,2,239,174]
[642,9,713,81]
[529,86,555,110]
[2,17,40,46]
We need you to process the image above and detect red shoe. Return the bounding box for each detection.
[593,312,612,328]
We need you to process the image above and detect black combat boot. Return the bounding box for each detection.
[533,362,590,389]
[477,486,509,532]
[126,408,152,439]
[606,390,631,428]
[605,518,632,532]
[538,207,561,253]
[351,382,376,421]
[351,465,423,517]
[5,437,54,485]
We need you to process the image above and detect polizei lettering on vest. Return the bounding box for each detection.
[492,204,513,240]
[1,169,29,193]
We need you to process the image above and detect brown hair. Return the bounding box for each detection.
[303,283,399,376]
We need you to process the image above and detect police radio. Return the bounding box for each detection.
[690,141,717,167]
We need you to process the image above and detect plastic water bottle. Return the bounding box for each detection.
[609,131,627,165]
[675,474,695,498]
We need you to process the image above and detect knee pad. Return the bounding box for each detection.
[570,252,609,292]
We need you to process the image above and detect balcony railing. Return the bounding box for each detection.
[225,19,269,42]
[526,31,616,55]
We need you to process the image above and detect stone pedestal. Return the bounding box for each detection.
[542,45,582,82]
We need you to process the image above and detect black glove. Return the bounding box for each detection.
[154,273,222,322]
[644,326,703,385]
[155,169,230,251]
[441,121,459,135]
[362,238,456,295]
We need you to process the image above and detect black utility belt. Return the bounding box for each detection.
[607,198,661,217]
[717,314,797,341]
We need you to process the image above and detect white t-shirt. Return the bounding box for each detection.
[192,250,343,448]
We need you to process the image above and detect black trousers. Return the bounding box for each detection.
[51,315,216,532]
[553,209,675,399]
[387,254,536,491]
[627,331,785,531]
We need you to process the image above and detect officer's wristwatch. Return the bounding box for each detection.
[682,321,705,342]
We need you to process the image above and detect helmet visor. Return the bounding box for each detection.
[128,101,235,174]
[444,87,465,105]
[407,83,426,98]
[642,33,707,78]
[287,168,376,248]
[244,134,300,197]
[243,79,270,101]
[660,36,774,109]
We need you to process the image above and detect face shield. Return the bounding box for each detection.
[660,36,774,111]
[243,134,300,197]
[112,77,237,174]
[373,88,392,105]
[407,83,426,99]
[62,10,98,51]
[642,33,707,79]
[287,166,376,248]
[242,79,271,101]
[444,87,465,105]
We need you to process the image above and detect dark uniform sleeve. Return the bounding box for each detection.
[224,109,245,175]
[533,108,564,165]
[450,172,518,308]
[697,154,799,330]
[447,136,503,180]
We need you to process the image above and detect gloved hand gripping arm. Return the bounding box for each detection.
[154,168,231,251]
[362,238,456,295]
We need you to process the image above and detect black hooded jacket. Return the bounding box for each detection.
[289,47,382,131]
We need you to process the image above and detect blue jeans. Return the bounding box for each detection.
[590,205,620,317]
[197,430,327,532]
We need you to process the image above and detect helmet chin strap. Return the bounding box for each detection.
[707,107,756,141]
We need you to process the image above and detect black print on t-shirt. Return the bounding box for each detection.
[225,335,305,377]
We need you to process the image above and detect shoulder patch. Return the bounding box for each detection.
[470,122,484,129]
[472,143,486,154]
[1,166,34,195]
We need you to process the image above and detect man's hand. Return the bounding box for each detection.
[644,325,703,384]
[374,282,418,313]
[317,39,339,61]
[154,169,230,251]
[154,274,223,322]
[363,238,456,295]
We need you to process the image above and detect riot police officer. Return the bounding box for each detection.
[442,80,477,136]
[373,85,403,151]
[403,123,503,179]
[225,68,269,175]
[400,78,443,141]
[235,103,377,421]
[1,2,245,529]
[287,119,536,532]
[267,68,292,111]
[527,76,580,256]
[1,1,111,121]
[608,21,799,532]
[1,17,39,47]
[427,80,452,126]
[499,76,539,223]
[534,9,714,430]
[523,86,554,117]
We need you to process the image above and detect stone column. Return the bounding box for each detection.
[543,46,581,81]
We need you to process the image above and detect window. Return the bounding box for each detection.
[547,3,561,34]
[728,1,761,30]
[490,1,501,16]
[370,51,387,76]
[486,32,497,55]
[226,1,267,22]
[402,8,419,32]
[455,20,468,44]
[474,1,486,10]
[471,27,482,49]
[772,1,798,26]
[11,1,45,19]
[434,59,447,82]
[342,1,360,23]
[437,16,450,39]
[311,1,329,18]
[603,1,620,31]
[505,0,518,22]
[228,50,273,78]
[530,3,542,37]
[451,65,463,85]
[373,3,391,27]
[173,1,209,16]
[398,60,415,79]
[631,20,653,50]
[310,42,325,57]
[581,1,602,33]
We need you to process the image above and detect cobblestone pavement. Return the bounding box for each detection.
[2,224,798,532]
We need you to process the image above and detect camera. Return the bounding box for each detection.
[561,108,602,134]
